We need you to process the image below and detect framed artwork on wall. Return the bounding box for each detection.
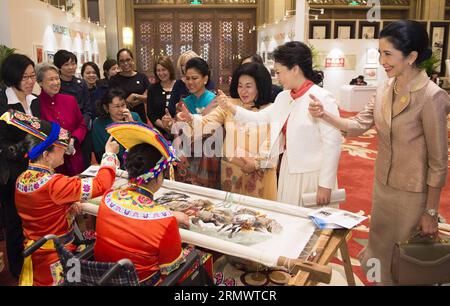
[430,22,449,75]
[310,21,331,39]
[334,21,356,39]
[359,21,380,39]
[33,45,44,64]
[364,67,378,80]
[366,48,379,64]
[45,51,55,64]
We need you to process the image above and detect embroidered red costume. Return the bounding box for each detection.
[15,153,118,285]
[94,186,184,284]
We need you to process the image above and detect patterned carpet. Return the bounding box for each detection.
[211,111,450,286]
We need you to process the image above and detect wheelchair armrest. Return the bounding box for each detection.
[97,259,134,286]
[159,249,200,286]
[75,243,95,260]
[22,234,58,258]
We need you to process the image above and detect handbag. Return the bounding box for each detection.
[391,232,450,285]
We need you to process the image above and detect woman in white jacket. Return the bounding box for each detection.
[218,41,342,206]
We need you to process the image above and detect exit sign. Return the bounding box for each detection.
[190,0,202,4]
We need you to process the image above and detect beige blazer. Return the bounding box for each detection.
[344,70,450,192]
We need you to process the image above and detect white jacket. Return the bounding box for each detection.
[234,85,342,189]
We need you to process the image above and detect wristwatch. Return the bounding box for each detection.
[425,208,438,217]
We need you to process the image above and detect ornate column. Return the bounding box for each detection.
[294,0,308,42]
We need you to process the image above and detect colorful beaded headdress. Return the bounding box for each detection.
[106,121,178,185]
[0,109,70,159]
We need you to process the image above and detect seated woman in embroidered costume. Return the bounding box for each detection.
[0,109,120,286]
[94,122,189,285]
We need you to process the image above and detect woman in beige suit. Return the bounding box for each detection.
[176,62,277,200]
[309,20,450,285]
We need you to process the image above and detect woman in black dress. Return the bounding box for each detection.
[109,49,150,122]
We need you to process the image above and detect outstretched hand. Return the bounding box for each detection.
[175,103,193,123]
[308,94,325,118]
[105,135,119,154]
[162,108,174,131]
[216,89,235,114]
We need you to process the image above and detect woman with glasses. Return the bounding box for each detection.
[92,88,142,167]
[0,53,39,279]
[35,63,88,177]
[109,48,150,123]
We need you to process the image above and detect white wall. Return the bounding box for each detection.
[104,0,119,58]
[0,0,12,46]
[309,39,386,101]
[0,0,107,74]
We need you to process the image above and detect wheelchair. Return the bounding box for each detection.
[23,233,214,286]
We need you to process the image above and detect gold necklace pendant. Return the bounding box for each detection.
[393,80,400,95]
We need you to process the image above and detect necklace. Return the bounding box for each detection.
[393,80,400,95]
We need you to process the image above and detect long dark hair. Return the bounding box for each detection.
[380,20,432,66]
[229,62,272,109]
[273,41,323,85]
[126,143,163,179]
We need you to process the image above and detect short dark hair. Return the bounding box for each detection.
[53,50,77,69]
[81,62,101,79]
[241,54,264,66]
[273,41,323,85]
[117,48,134,61]
[97,87,128,119]
[185,57,211,86]
[154,56,176,82]
[1,54,35,89]
[229,62,272,109]
[380,20,432,66]
[103,59,118,78]
[357,75,364,80]
[126,143,163,179]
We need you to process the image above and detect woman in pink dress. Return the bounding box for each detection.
[35,63,87,176]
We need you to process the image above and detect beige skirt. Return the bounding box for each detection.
[359,179,427,285]
[277,153,338,208]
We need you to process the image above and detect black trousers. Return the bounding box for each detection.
[0,182,24,278]
[81,130,93,170]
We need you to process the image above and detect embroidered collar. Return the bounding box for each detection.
[28,163,54,175]
[129,185,154,200]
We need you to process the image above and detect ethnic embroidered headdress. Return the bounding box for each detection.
[0,109,70,160]
[106,121,178,185]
